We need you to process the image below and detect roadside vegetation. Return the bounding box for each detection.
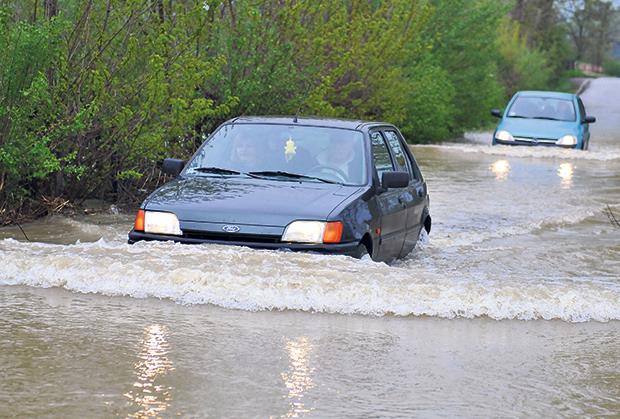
[0,0,618,223]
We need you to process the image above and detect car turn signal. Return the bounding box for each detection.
[323,221,343,243]
[134,209,145,232]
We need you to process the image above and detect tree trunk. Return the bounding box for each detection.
[44,0,57,18]
[44,0,57,81]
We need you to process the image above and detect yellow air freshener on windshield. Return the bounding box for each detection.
[284,137,297,162]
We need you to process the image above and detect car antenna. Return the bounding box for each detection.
[294,81,312,124]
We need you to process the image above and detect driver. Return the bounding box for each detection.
[315,135,359,182]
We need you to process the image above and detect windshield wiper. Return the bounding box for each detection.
[532,116,562,121]
[248,170,341,184]
[508,115,530,119]
[192,166,242,175]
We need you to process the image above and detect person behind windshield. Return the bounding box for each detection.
[229,132,264,172]
[510,99,539,118]
[315,134,361,183]
[556,101,575,121]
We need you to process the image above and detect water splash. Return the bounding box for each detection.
[1,238,618,322]
[414,143,620,161]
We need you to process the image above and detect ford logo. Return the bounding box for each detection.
[222,225,240,233]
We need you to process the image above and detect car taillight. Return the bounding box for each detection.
[323,221,343,243]
[134,209,145,232]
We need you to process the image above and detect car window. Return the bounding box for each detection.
[370,131,394,179]
[577,98,586,120]
[383,130,412,178]
[184,123,367,185]
[507,96,576,121]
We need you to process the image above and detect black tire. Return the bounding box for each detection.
[351,243,369,259]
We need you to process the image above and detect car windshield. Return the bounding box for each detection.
[507,96,576,122]
[185,123,367,185]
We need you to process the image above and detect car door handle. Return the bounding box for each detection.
[416,188,424,197]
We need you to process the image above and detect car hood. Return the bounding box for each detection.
[144,176,362,228]
[500,118,577,139]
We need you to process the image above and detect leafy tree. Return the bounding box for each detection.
[496,17,552,95]
[0,8,64,209]
[0,0,579,220]
[418,0,506,132]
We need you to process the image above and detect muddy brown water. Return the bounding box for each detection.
[1,78,619,417]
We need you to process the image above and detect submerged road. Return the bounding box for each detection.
[0,78,619,417]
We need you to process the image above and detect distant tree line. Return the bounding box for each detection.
[0,0,617,221]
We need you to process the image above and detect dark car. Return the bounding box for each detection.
[128,116,431,262]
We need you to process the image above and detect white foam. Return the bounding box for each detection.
[431,209,597,248]
[414,143,620,161]
[1,238,618,322]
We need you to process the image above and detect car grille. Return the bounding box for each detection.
[182,230,282,244]
[513,136,557,144]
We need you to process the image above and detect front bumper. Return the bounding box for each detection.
[494,139,576,148]
[127,230,360,256]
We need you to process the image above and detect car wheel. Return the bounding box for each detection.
[418,227,430,246]
[351,243,369,259]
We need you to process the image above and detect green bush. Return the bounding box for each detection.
[399,58,456,142]
[604,60,620,77]
[496,17,552,96]
[0,0,568,216]
[0,12,64,205]
[420,0,506,132]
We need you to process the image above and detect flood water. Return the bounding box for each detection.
[1,78,619,417]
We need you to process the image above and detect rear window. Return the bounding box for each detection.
[370,131,394,178]
[383,131,410,175]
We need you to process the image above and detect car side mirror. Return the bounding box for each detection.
[491,109,503,118]
[162,158,186,177]
[382,171,409,189]
[582,116,596,124]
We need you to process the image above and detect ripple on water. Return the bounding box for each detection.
[0,238,618,322]
[413,143,620,162]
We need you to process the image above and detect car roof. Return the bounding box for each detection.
[516,90,576,100]
[226,115,393,131]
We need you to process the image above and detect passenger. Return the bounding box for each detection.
[229,133,263,172]
[556,101,575,121]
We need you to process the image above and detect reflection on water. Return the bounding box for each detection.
[125,324,174,418]
[557,162,574,189]
[281,337,314,418]
[490,159,511,181]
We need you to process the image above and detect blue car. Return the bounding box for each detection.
[128,117,431,262]
[491,91,596,150]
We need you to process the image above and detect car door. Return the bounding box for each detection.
[382,129,426,257]
[577,97,590,148]
[370,130,408,261]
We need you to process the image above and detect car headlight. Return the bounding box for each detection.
[136,210,182,235]
[556,135,577,146]
[495,130,514,142]
[282,221,343,244]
